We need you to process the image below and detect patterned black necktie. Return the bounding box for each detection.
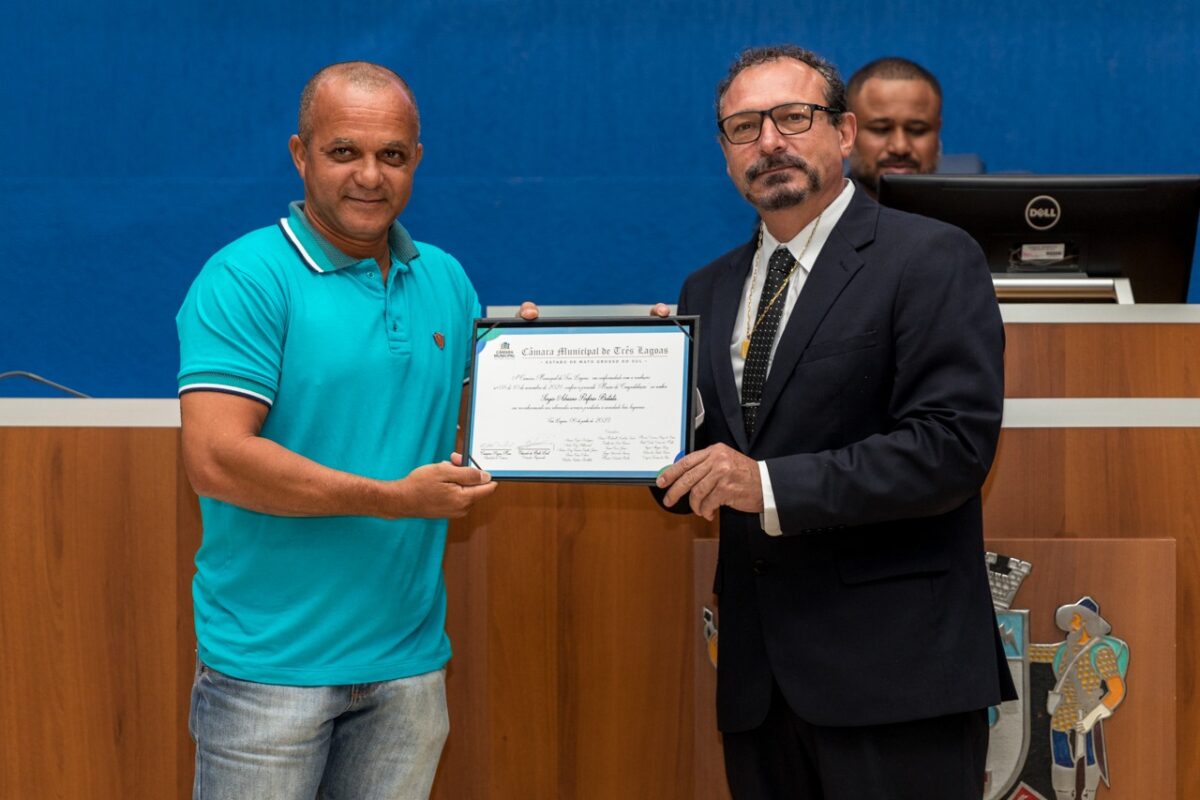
[742,246,796,438]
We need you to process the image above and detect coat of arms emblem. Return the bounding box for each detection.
[984,552,1130,800]
[985,552,1033,800]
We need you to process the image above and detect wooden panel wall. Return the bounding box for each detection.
[998,320,1200,793]
[1005,323,1200,397]
[983,430,1200,793]
[987,420,1200,774]
[0,428,200,799]
[434,485,714,798]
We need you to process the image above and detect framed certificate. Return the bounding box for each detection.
[464,316,699,483]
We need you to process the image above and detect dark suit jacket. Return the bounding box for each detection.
[680,188,1017,732]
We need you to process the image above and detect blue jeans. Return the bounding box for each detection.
[189,662,449,800]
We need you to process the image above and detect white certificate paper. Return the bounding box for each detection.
[465,318,697,482]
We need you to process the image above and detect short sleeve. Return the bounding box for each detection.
[176,257,287,406]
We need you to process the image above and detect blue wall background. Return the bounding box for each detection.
[3,0,1198,397]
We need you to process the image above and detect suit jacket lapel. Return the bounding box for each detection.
[709,237,756,453]
[750,191,879,445]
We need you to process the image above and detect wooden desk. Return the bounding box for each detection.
[0,408,196,799]
[3,305,1199,798]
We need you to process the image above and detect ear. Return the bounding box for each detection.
[288,134,307,180]
[837,111,857,159]
[412,142,424,171]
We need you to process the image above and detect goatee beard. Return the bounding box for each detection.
[745,154,822,211]
[754,186,809,211]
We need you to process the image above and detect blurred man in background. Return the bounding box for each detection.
[847,56,942,198]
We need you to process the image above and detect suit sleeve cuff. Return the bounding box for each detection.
[758,460,782,536]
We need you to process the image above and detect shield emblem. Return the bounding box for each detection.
[985,607,1032,799]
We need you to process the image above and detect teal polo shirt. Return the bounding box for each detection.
[176,202,481,686]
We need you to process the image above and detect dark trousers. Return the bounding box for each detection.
[722,681,989,800]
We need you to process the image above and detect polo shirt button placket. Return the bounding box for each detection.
[384,263,411,355]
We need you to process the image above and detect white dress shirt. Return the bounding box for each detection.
[727,179,856,535]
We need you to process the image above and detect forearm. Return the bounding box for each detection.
[185,431,411,518]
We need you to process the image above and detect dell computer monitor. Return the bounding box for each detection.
[878,174,1200,302]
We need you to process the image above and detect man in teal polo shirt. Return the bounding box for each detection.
[177,61,525,799]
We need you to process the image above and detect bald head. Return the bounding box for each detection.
[298,61,418,144]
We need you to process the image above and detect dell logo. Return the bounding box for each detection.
[1025,195,1062,230]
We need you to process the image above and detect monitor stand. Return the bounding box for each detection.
[993,275,1134,304]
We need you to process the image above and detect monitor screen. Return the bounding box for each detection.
[878,174,1200,302]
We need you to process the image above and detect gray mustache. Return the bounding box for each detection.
[746,155,812,182]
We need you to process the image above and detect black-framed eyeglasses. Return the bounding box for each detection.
[718,102,842,145]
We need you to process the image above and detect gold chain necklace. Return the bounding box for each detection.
[741,212,823,359]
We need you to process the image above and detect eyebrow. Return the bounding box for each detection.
[321,138,411,152]
[865,116,933,124]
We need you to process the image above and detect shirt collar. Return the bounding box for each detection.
[279,201,420,274]
[760,179,856,271]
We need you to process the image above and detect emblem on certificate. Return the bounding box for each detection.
[464,316,699,483]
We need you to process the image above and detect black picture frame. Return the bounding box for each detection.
[463,315,700,483]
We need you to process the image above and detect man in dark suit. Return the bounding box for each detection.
[655,44,1016,799]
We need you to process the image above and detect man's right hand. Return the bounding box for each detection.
[393,455,497,519]
[650,303,671,318]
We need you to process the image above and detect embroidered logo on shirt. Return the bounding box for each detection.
[433,332,445,350]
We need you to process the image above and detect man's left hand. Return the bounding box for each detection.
[518,301,539,320]
[656,443,763,520]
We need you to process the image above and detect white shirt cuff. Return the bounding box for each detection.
[758,460,781,536]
